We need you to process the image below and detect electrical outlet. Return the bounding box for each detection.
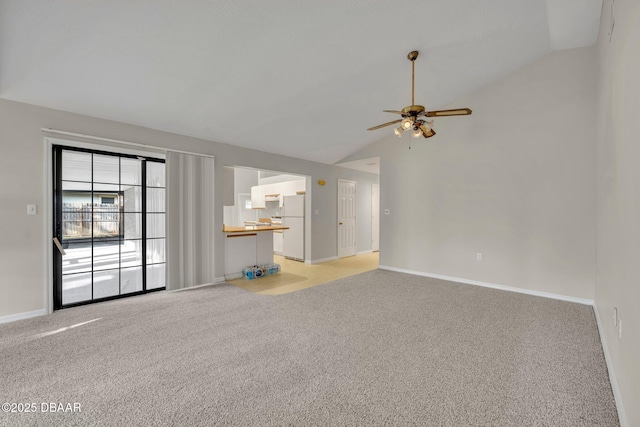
[476,253,483,261]
[613,307,618,327]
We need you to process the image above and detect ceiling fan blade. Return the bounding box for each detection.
[367,119,402,131]
[382,110,403,114]
[419,125,436,138]
[425,108,472,117]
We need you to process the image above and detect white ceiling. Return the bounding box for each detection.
[335,157,380,175]
[0,0,602,165]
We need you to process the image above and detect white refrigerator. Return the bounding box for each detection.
[282,194,304,261]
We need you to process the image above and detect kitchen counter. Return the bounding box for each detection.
[222,225,289,279]
[223,225,289,233]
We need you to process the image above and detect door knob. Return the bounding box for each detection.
[339,222,344,225]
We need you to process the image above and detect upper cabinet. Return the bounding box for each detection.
[250,185,266,209]
[251,179,305,209]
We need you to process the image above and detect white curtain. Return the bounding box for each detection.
[165,151,216,290]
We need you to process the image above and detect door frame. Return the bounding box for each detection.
[371,184,380,252]
[46,137,166,311]
[337,179,357,258]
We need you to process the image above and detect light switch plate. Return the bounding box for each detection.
[27,204,37,215]
[384,209,390,215]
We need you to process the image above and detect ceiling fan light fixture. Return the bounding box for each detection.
[424,120,434,131]
[366,50,471,142]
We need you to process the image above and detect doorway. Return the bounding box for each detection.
[337,179,357,258]
[372,184,380,252]
[52,146,166,309]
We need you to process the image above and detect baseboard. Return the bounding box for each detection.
[0,309,47,325]
[306,256,338,265]
[357,250,373,255]
[377,265,594,306]
[171,279,229,292]
[593,304,628,427]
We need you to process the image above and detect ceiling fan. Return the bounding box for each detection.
[367,50,472,139]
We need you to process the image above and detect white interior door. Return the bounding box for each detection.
[337,179,357,258]
[371,184,380,252]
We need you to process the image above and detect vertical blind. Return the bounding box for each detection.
[166,152,216,290]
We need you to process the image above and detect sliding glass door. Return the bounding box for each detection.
[52,146,166,309]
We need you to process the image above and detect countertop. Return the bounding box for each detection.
[222,225,289,233]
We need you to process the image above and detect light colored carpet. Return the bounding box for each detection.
[0,270,618,426]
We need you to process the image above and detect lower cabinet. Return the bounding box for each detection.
[273,230,283,255]
[224,231,276,279]
[225,234,257,279]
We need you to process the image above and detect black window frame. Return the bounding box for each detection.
[52,145,166,310]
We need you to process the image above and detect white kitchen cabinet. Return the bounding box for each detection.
[253,180,305,209]
[225,233,257,279]
[275,180,301,206]
[262,183,279,203]
[273,230,283,254]
[250,185,265,209]
[283,181,295,197]
[278,183,286,207]
[224,230,277,279]
[256,232,274,265]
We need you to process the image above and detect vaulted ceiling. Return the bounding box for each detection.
[0,0,601,164]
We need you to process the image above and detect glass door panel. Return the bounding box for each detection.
[54,147,166,308]
[146,161,166,291]
[93,154,120,184]
[62,150,91,182]
[62,273,92,306]
[121,266,143,294]
[60,158,93,305]
[93,269,120,299]
[147,264,165,290]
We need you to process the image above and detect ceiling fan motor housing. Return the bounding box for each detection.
[401,105,425,117]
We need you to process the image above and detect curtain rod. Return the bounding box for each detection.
[41,128,216,159]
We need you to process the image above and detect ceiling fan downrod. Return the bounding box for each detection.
[408,50,419,106]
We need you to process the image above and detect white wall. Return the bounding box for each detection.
[342,47,598,300]
[0,98,378,320]
[595,1,640,425]
[234,167,259,194]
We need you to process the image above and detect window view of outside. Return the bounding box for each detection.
[59,149,165,306]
